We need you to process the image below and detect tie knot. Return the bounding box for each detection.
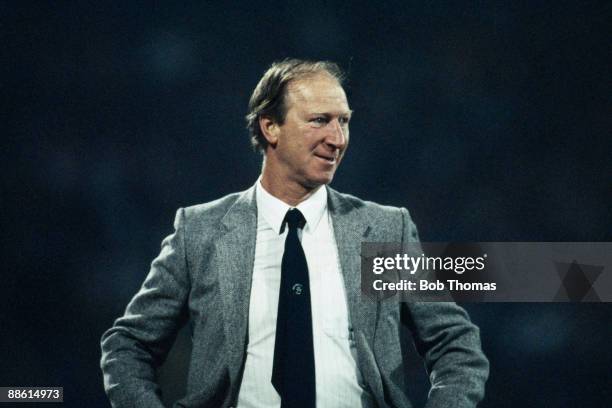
[283,208,306,232]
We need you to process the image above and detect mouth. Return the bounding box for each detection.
[314,152,337,164]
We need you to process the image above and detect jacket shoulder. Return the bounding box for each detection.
[180,189,247,229]
[329,188,405,217]
[328,188,418,242]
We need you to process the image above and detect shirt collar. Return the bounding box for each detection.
[256,177,328,235]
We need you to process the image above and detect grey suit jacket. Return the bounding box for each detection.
[100,185,489,408]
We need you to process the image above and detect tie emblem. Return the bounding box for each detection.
[291,283,303,295]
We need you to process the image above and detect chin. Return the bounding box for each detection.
[305,172,335,188]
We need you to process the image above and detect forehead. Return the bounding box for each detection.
[285,73,350,113]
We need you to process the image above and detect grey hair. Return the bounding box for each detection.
[245,59,345,153]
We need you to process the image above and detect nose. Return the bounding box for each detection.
[324,118,347,150]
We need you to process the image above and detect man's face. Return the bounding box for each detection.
[269,73,351,189]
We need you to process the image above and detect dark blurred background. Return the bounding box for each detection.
[2,1,611,407]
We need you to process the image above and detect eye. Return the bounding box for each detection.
[310,117,328,126]
[339,116,350,125]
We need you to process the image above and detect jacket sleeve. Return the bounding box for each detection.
[399,208,489,408]
[100,208,191,408]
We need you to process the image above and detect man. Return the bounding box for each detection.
[100,59,489,408]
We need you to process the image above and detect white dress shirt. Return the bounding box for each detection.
[236,180,373,408]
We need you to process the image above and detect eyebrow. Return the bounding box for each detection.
[310,110,354,117]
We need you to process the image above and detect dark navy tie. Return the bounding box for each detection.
[271,209,316,407]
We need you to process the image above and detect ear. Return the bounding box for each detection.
[259,116,280,147]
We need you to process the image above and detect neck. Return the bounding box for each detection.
[260,159,320,207]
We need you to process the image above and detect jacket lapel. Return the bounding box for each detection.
[216,186,258,386]
[327,188,386,393]
[327,187,376,342]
